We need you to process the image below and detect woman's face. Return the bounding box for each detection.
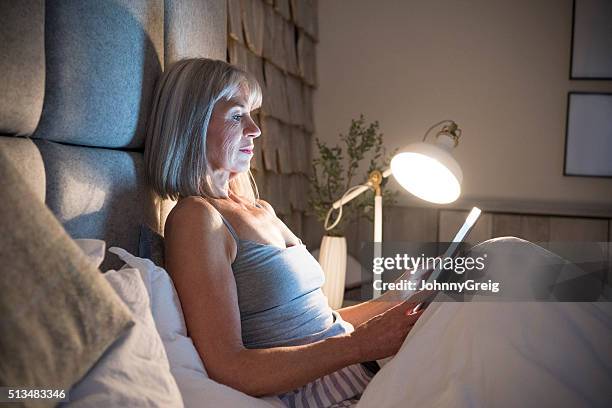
[206,87,261,175]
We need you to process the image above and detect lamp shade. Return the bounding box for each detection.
[390,138,463,204]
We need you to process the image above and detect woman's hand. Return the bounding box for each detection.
[349,296,428,362]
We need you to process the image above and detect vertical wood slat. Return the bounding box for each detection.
[286,74,304,126]
[228,39,266,93]
[526,215,549,242]
[439,210,493,245]
[301,174,310,211]
[228,38,248,70]
[300,174,309,211]
[282,19,299,75]
[492,214,550,242]
[262,3,285,70]
[302,131,313,176]
[548,217,609,241]
[289,0,303,28]
[302,84,315,132]
[288,126,301,174]
[290,0,318,40]
[288,173,308,211]
[264,171,278,212]
[227,0,244,42]
[246,50,265,91]
[291,126,312,176]
[276,121,292,173]
[278,173,292,215]
[309,0,319,40]
[259,115,279,172]
[288,173,300,211]
[520,215,549,241]
[262,61,290,123]
[297,30,316,86]
[288,210,304,237]
[274,0,291,20]
[289,127,310,174]
[241,0,264,55]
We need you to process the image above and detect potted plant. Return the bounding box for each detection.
[309,115,397,308]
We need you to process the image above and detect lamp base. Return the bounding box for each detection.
[318,235,347,310]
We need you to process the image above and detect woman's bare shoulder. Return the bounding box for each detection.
[165,196,236,264]
[166,196,224,237]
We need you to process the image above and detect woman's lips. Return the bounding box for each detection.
[239,147,254,155]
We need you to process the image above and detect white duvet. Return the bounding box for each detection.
[358,302,612,408]
[358,238,612,407]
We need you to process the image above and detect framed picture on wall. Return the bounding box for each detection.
[570,0,612,79]
[564,92,612,177]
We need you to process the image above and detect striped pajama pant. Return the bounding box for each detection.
[277,363,374,408]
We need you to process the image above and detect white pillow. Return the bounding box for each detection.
[67,267,184,407]
[74,238,106,269]
[108,247,284,408]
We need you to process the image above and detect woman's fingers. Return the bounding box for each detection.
[404,289,437,307]
[405,308,425,320]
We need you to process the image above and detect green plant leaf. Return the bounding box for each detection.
[308,116,397,235]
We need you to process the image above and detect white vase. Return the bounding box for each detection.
[318,235,347,309]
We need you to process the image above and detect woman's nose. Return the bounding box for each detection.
[246,119,261,138]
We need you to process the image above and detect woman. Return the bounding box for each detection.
[144,58,424,407]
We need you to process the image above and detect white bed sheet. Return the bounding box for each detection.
[358,237,612,408]
[358,302,612,408]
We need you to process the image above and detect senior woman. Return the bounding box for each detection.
[144,58,424,407]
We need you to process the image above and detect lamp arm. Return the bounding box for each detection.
[324,184,369,231]
[324,168,393,232]
[331,184,370,209]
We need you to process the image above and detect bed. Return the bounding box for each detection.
[1,1,611,407]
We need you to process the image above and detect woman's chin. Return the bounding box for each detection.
[229,166,251,177]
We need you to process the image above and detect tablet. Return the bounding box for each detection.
[413,206,481,311]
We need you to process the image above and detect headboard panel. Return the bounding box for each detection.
[0,0,45,137]
[34,140,166,270]
[1,0,227,271]
[0,0,46,202]
[33,0,164,149]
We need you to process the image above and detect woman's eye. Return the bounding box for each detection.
[232,114,243,122]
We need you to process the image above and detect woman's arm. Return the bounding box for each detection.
[336,298,400,328]
[165,197,422,397]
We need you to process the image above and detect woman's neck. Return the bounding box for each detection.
[207,169,255,209]
[209,168,232,197]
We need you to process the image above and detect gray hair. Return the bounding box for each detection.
[145,58,262,201]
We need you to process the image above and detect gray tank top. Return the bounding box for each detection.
[217,210,354,349]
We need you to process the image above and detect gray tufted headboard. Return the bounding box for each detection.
[0,0,226,270]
